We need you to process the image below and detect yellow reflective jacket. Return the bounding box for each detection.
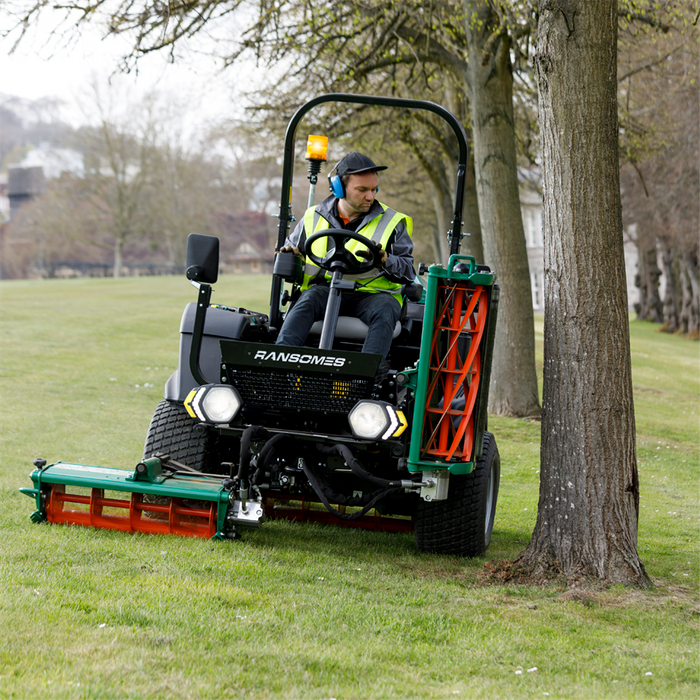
[300,202,413,304]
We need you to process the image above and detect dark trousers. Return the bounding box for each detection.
[276,286,401,358]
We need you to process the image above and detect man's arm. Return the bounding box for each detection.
[382,219,416,284]
[280,219,306,255]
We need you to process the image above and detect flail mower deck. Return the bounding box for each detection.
[22,94,501,557]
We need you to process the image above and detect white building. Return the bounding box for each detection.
[521,189,639,311]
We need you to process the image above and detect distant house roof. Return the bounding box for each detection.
[7,166,46,197]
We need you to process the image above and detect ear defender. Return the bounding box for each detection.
[328,160,344,198]
[329,174,344,198]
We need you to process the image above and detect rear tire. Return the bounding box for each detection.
[143,399,214,472]
[414,431,500,557]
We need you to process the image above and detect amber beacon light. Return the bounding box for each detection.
[305,135,328,161]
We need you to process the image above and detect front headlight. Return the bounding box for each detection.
[348,401,389,439]
[185,384,241,424]
[348,400,409,441]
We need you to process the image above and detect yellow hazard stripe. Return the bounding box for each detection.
[393,410,408,437]
[184,389,198,419]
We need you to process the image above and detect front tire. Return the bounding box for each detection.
[414,431,500,557]
[143,399,214,472]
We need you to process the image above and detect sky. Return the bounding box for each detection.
[1,6,253,128]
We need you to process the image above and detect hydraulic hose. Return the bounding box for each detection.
[299,458,402,521]
[237,426,272,486]
[315,443,416,490]
[238,432,417,521]
[251,434,293,485]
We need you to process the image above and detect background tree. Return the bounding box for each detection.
[618,22,699,336]
[78,102,154,278]
[3,89,241,277]
[145,132,237,268]
[463,2,540,416]
[517,0,649,586]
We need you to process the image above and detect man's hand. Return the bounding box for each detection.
[357,243,388,266]
[279,245,301,256]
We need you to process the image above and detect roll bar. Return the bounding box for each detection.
[270,93,469,328]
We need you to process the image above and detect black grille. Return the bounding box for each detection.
[229,368,371,414]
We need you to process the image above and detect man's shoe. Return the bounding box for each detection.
[374,358,390,387]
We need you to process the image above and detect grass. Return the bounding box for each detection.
[0,274,698,699]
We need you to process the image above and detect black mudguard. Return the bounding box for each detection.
[164,303,252,402]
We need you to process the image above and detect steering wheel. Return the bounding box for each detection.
[302,229,384,275]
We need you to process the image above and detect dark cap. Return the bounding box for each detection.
[336,152,387,177]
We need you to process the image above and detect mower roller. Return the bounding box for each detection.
[23,94,501,557]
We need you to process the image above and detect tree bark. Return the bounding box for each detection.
[680,251,700,338]
[517,0,649,586]
[113,238,124,279]
[643,245,663,323]
[464,1,541,417]
[659,240,679,332]
[463,152,484,263]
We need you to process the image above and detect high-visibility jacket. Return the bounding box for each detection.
[300,203,413,304]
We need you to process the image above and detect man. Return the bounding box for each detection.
[275,152,415,359]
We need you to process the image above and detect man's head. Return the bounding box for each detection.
[336,152,387,180]
[332,152,387,220]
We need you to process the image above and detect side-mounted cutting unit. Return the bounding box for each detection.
[23,93,501,557]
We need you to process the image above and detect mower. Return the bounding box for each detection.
[22,94,501,557]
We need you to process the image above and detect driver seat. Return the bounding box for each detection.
[308,317,401,340]
[307,281,422,341]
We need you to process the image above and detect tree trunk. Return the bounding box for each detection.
[463,152,484,263]
[113,238,124,278]
[644,245,663,323]
[659,240,679,332]
[426,152,483,264]
[464,1,541,418]
[517,0,649,586]
[427,172,452,264]
[680,251,700,338]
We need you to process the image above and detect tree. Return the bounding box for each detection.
[516,0,649,586]
[618,26,699,336]
[618,2,698,332]
[221,0,542,417]
[79,105,154,278]
[144,132,237,268]
[463,2,540,416]
[2,173,97,277]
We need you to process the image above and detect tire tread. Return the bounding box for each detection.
[143,400,208,470]
[414,432,500,557]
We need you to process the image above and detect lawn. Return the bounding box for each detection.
[0,274,698,699]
